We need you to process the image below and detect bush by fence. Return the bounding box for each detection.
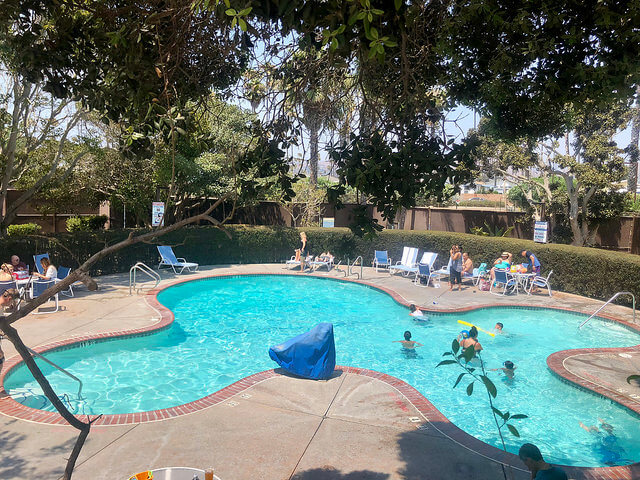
[1,225,638,304]
[66,215,108,232]
[7,223,42,236]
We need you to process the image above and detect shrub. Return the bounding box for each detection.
[66,215,108,232]
[6,223,42,236]
[0,225,638,305]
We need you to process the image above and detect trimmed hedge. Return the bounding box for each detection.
[1,225,638,305]
[66,215,108,232]
[7,223,42,236]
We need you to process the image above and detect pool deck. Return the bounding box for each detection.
[0,263,639,480]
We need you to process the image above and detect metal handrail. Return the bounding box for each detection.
[129,262,161,295]
[578,291,636,329]
[343,256,363,279]
[27,347,83,398]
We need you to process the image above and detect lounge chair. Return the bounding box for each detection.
[389,247,419,276]
[286,254,313,270]
[527,270,553,296]
[372,250,391,272]
[56,266,74,297]
[490,269,517,296]
[33,253,50,274]
[409,251,439,284]
[157,246,199,274]
[310,255,338,272]
[0,280,20,309]
[31,279,59,314]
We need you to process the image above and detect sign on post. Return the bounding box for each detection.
[152,202,165,227]
[321,217,335,228]
[533,221,548,243]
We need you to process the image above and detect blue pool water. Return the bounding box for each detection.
[5,275,640,467]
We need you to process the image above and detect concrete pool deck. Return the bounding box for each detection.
[0,263,638,480]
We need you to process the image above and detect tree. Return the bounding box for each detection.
[628,86,640,195]
[0,67,94,233]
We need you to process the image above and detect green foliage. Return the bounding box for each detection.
[469,221,514,237]
[6,223,42,236]
[437,339,527,450]
[1,227,638,305]
[66,215,108,233]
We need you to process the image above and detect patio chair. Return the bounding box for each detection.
[285,254,314,270]
[33,253,50,274]
[409,252,439,285]
[527,270,553,296]
[413,263,440,287]
[310,255,335,272]
[372,250,391,272]
[490,269,518,296]
[389,247,419,276]
[157,246,199,274]
[463,262,488,286]
[31,279,59,314]
[56,266,74,297]
[0,280,20,310]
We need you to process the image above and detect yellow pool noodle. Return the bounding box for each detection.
[457,319,496,337]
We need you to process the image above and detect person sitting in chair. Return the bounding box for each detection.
[34,257,57,281]
[489,252,512,282]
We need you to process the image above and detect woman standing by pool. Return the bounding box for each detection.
[449,244,462,291]
[298,231,309,272]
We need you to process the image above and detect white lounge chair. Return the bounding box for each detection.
[389,247,419,276]
[372,250,391,272]
[527,270,553,296]
[310,255,336,272]
[286,254,313,270]
[157,246,199,274]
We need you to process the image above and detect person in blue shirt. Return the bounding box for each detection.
[518,443,567,480]
[521,250,541,274]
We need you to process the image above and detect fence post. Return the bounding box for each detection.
[631,216,640,255]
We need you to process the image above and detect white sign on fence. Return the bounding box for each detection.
[534,221,548,243]
[152,202,165,227]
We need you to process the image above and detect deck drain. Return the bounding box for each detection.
[409,417,422,423]
[239,393,252,399]
[227,401,239,407]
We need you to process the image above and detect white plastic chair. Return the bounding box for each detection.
[157,246,199,274]
[389,247,419,276]
[527,270,553,296]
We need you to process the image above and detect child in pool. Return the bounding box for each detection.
[491,360,516,379]
[494,322,503,333]
[409,304,424,317]
[393,331,423,349]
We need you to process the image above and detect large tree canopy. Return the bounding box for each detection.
[2,0,639,231]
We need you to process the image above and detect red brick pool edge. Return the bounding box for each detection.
[0,272,638,479]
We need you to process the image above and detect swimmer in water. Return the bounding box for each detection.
[409,304,424,317]
[393,331,423,349]
[579,419,630,466]
[494,322,503,333]
[491,360,516,379]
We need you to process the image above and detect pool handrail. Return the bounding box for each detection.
[129,262,161,295]
[578,291,636,329]
[343,256,363,279]
[27,347,83,398]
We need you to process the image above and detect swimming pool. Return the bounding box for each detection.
[4,275,640,467]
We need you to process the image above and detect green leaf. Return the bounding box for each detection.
[331,38,339,50]
[466,381,474,396]
[507,424,520,437]
[175,127,187,135]
[480,375,497,398]
[436,359,457,367]
[452,339,460,354]
[463,345,476,363]
[231,17,237,28]
[453,372,466,389]
[371,8,384,15]
[225,8,237,16]
[491,406,504,419]
[239,18,247,31]
[442,352,453,357]
[239,7,252,15]
[223,0,230,7]
[394,0,402,10]
[510,414,528,419]
[370,27,378,39]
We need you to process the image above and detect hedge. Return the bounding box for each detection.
[1,225,638,305]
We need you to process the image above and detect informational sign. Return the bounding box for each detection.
[534,221,548,243]
[321,217,335,228]
[152,202,165,227]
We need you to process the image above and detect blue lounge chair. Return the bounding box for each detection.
[157,246,199,274]
[412,253,439,286]
[389,247,419,276]
[31,279,59,314]
[33,253,50,274]
[56,266,74,297]
[463,262,488,286]
[372,250,391,272]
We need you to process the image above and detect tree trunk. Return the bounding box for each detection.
[309,126,319,187]
[628,85,640,194]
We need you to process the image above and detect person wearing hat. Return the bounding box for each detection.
[489,251,512,282]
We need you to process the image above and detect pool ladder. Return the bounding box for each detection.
[342,256,363,279]
[578,291,636,329]
[129,262,161,295]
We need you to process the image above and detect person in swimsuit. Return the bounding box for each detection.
[579,419,629,466]
[296,231,308,272]
[459,326,482,356]
[409,304,424,317]
[491,360,516,379]
[494,322,504,333]
[393,331,423,349]
[449,244,462,291]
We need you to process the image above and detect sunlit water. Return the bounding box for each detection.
[5,275,640,467]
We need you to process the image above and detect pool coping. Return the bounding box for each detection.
[0,271,639,479]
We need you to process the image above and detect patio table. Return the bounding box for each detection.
[130,467,221,480]
[511,272,536,294]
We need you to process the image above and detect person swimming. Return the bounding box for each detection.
[491,360,516,379]
[494,322,504,332]
[409,304,424,317]
[459,326,482,357]
[457,330,470,342]
[393,331,423,349]
[579,419,630,466]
